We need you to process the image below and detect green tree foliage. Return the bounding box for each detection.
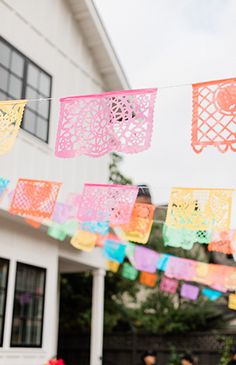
[219,336,233,365]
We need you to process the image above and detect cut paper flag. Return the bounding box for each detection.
[120,203,155,244]
[62,220,78,237]
[163,224,211,250]
[160,277,178,294]
[165,187,233,231]
[81,221,109,236]
[70,229,97,252]
[225,269,236,291]
[106,260,120,273]
[228,293,236,310]
[202,288,222,301]
[55,88,157,158]
[66,193,81,220]
[134,245,159,273]
[122,262,138,280]
[208,230,236,255]
[125,242,136,266]
[193,262,209,285]
[103,239,126,263]
[0,177,10,202]
[180,283,199,301]
[52,202,70,225]
[25,218,41,229]
[78,183,138,225]
[0,99,27,155]
[192,78,236,153]
[9,178,61,219]
[47,222,67,241]
[165,257,197,281]
[157,254,171,271]
[139,271,157,287]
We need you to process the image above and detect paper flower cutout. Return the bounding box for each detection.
[122,262,138,280]
[0,177,10,202]
[156,254,171,271]
[106,260,120,273]
[139,271,157,287]
[228,293,236,310]
[120,203,155,244]
[163,224,211,250]
[208,230,236,254]
[202,288,222,301]
[0,99,27,155]
[166,187,233,231]
[160,277,178,294]
[103,239,126,263]
[78,183,138,225]
[180,283,199,301]
[9,178,61,219]
[70,229,97,252]
[134,246,159,273]
[192,78,236,153]
[81,221,109,235]
[55,88,157,158]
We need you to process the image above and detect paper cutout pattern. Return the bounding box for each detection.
[103,239,126,263]
[163,224,211,250]
[78,184,138,225]
[208,230,236,254]
[192,78,236,153]
[166,187,233,231]
[106,260,120,273]
[9,178,61,219]
[52,203,70,224]
[157,254,171,271]
[139,272,157,287]
[160,277,178,294]
[81,221,109,235]
[0,177,10,202]
[202,288,222,301]
[134,246,159,273]
[122,262,138,280]
[165,257,197,281]
[181,283,199,301]
[0,99,27,155]
[228,293,236,310]
[120,203,155,244]
[55,89,157,158]
[71,229,97,252]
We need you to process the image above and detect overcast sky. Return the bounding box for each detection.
[94,0,236,210]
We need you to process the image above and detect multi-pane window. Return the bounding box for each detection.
[11,263,46,347]
[0,37,52,142]
[0,258,9,346]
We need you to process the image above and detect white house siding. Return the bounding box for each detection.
[0,0,118,364]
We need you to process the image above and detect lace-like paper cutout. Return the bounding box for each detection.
[228,294,236,310]
[157,254,171,271]
[55,89,157,158]
[160,277,178,294]
[139,272,157,287]
[180,283,199,301]
[9,178,61,219]
[0,99,27,155]
[120,203,155,244]
[103,239,126,263]
[70,230,97,252]
[81,221,110,235]
[134,246,159,273]
[106,260,120,273]
[78,184,138,225]
[122,262,138,280]
[192,78,236,153]
[166,187,233,231]
[0,177,10,202]
[165,257,197,281]
[202,288,222,301]
[48,222,67,241]
[163,224,211,250]
[208,230,236,254]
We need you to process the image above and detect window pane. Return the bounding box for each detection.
[0,258,9,346]
[11,263,46,347]
[27,63,39,88]
[0,41,11,68]
[36,117,48,141]
[0,66,8,93]
[0,91,7,100]
[11,51,24,77]
[38,99,49,119]
[23,109,36,135]
[39,72,50,96]
[8,74,22,99]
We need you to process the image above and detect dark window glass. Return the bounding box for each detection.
[0,37,52,142]
[11,263,46,347]
[0,258,9,347]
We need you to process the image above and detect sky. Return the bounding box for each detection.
[94,0,236,208]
